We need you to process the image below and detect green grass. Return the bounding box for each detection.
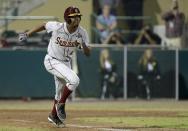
[67,100,188,112]
[78,116,188,129]
[68,101,188,129]
[0,100,188,111]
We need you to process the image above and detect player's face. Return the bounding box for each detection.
[69,15,81,27]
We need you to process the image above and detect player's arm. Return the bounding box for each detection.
[27,23,46,37]
[80,28,91,57]
[19,23,46,41]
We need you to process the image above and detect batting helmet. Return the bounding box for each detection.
[64,6,82,24]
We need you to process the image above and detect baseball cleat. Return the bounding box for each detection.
[56,103,66,122]
[48,113,65,128]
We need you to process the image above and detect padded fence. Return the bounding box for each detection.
[0,47,187,99]
[0,49,54,98]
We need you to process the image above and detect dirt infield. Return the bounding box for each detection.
[0,100,187,131]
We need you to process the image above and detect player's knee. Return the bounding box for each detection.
[55,94,61,101]
[67,76,80,90]
[72,76,80,87]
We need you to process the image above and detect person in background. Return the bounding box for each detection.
[0,39,8,48]
[0,34,8,48]
[134,24,161,45]
[162,0,185,49]
[98,0,120,15]
[96,4,123,45]
[137,49,160,100]
[99,49,118,99]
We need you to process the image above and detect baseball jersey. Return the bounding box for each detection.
[45,21,89,62]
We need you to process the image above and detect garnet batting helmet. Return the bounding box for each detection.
[64,6,82,24]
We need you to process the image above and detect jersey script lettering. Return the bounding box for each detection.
[55,37,79,47]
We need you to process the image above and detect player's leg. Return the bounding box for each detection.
[51,76,65,116]
[48,76,65,127]
[54,76,68,122]
[53,64,79,122]
[44,55,79,121]
[44,55,79,92]
[46,60,79,103]
[48,112,64,127]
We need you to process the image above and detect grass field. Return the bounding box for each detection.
[0,99,188,131]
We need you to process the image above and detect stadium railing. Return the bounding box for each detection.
[0,16,59,31]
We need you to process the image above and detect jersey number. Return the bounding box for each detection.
[63,48,73,61]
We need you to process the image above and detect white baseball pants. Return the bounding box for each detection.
[44,54,79,101]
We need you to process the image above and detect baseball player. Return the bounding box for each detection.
[19,6,90,127]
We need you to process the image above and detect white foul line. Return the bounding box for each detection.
[67,124,132,131]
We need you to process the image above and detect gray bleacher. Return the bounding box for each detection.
[0,0,47,26]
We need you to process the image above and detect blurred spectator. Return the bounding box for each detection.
[99,49,118,99]
[134,24,162,45]
[96,4,123,45]
[98,0,120,15]
[0,36,8,48]
[11,0,22,16]
[162,0,185,49]
[137,49,160,100]
[2,30,19,47]
[0,31,13,47]
[102,31,124,45]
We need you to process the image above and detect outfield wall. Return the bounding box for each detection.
[0,49,54,98]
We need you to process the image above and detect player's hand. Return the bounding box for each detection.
[18,32,28,42]
[83,45,91,56]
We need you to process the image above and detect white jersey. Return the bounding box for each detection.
[45,21,89,62]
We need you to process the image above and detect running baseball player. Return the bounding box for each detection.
[18,6,90,127]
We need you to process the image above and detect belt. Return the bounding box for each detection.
[47,54,70,62]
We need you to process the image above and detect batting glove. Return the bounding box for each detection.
[18,32,28,42]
